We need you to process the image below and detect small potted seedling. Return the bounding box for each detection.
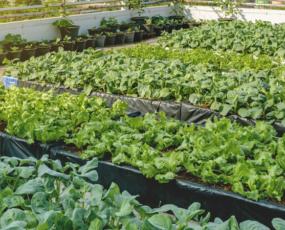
[21,43,36,61]
[115,31,126,45]
[7,46,22,60]
[83,35,95,49]
[35,42,50,57]
[125,28,135,43]
[75,37,86,52]
[95,33,106,48]
[1,34,26,52]
[53,18,80,40]
[105,32,116,46]
[127,0,148,25]
[134,26,144,42]
[61,36,75,51]
[50,38,63,52]
[100,17,119,32]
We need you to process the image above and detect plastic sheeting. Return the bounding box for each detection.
[0,130,284,227]
[15,79,285,136]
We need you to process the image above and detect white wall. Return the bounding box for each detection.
[0,6,172,41]
[1,5,285,41]
[184,6,285,23]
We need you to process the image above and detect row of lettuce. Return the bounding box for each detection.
[5,42,285,125]
[1,87,285,203]
[1,155,284,229]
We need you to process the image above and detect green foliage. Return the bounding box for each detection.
[2,87,285,201]
[159,20,285,58]
[122,44,280,72]
[52,18,75,28]
[69,112,285,201]
[0,34,26,50]
[0,87,122,143]
[6,49,285,124]
[2,155,279,229]
[100,17,119,29]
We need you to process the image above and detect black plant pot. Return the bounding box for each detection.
[35,46,50,57]
[105,35,116,46]
[115,33,125,45]
[131,16,148,26]
[143,24,154,33]
[181,23,190,29]
[88,28,97,36]
[7,50,22,60]
[153,26,163,36]
[119,24,130,31]
[168,15,184,21]
[21,48,36,61]
[75,40,86,52]
[50,44,62,52]
[134,31,144,42]
[95,35,106,48]
[125,32,135,44]
[85,38,95,49]
[63,41,74,51]
[164,25,173,33]
[59,26,80,40]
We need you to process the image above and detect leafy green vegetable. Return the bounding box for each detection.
[6,48,285,124]
[1,87,285,201]
[1,155,277,229]
[159,20,285,58]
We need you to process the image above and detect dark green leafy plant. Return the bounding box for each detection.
[52,18,75,28]
[6,49,285,124]
[159,20,285,58]
[1,87,285,201]
[0,34,26,50]
[0,155,282,229]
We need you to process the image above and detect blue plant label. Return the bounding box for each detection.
[2,76,18,88]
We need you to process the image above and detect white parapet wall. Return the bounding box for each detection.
[0,6,172,41]
[1,5,285,41]
[184,5,285,23]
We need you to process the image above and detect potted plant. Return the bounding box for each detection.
[134,26,144,42]
[35,42,50,57]
[169,0,185,21]
[53,18,80,40]
[119,21,131,31]
[1,34,26,51]
[100,17,119,32]
[125,28,135,43]
[83,35,95,49]
[95,33,106,48]
[7,46,22,60]
[152,17,166,36]
[21,43,36,61]
[50,38,63,52]
[126,0,148,25]
[105,32,117,46]
[115,31,126,45]
[75,37,86,52]
[61,36,75,51]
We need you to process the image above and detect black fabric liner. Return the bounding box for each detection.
[17,79,285,136]
[0,130,285,227]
